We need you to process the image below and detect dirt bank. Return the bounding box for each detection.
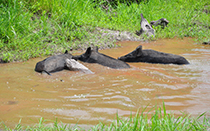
[72,27,144,50]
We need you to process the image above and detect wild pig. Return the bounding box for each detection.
[73,47,130,69]
[35,50,73,75]
[118,45,189,65]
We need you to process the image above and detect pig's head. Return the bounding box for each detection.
[72,47,93,62]
[64,50,73,59]
[118,45,143,62]
[72,46,100,62]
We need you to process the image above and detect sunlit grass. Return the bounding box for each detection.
[0,0,209,62]
[1,102,210,130]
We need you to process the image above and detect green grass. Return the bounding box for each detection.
[0,0,209,62]
[1,102,210,130]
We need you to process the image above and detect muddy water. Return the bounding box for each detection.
[0,38,210,128]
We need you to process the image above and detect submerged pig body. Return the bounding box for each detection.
[35,51,73,75]
[118,45,189,65]
[74,47,130,69]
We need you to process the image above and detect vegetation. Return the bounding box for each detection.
[1,103,210,130]
[1,1,209,129]
[0,0,209,62]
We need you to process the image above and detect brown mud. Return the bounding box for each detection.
[0,38,210,128]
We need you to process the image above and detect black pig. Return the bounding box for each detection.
[118,45,189,65]
[35,50,73,75]
[73,47,130,69]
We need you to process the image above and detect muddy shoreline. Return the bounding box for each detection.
[1,26,208,64]
[67,27,145,50]
[0,28,144,63]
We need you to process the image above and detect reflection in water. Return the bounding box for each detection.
[0,38,210,128]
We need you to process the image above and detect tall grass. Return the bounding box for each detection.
[1,102,210,130]
[92,102,210,130]
[0,0,209,62]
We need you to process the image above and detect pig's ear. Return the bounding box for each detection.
[136,45,143,57]
[85,47,92,56]
[64,50,68,54]
[92,46,99,52]
[95,46,99,52]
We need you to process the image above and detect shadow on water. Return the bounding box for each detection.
[0,38,210,128]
